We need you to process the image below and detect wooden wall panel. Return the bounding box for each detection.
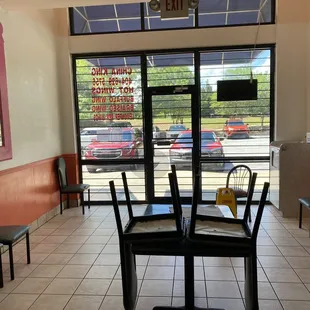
[0,154,78,225]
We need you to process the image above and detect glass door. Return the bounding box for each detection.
[145,86,196,203]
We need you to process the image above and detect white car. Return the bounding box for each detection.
[80,127,107,150]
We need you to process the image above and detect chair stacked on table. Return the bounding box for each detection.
[110,165,269,310]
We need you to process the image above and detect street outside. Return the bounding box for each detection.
[82,135,270,202]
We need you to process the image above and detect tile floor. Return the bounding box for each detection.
[0,204,310,310]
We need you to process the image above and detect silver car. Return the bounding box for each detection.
[166,124,187,141]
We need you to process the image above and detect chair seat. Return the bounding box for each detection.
[232,189,248,198]
[0,226,29,243]
[195,220,247,238]
[130,219,177,233]
[61,184,90,193]
[299,198,310,208]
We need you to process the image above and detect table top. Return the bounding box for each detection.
[144,204,234,218]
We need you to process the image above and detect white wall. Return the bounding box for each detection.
[55,8,76,155]
[275,0,310,140]
[0,9,62,170]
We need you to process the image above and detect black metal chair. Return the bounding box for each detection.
[110,172,184,310]
[56,157,90,215]
[226,164,253,221]
[188,172,269,310]
[0,226,30,281]
[298,197,310,236]
[118,171,184,243]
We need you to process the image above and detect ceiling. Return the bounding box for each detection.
[1,0,142,10]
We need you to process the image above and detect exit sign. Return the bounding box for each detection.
[160,0,189,19]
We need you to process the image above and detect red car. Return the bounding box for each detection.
[84,127,142,173]
[169,130,225,170]
[223,119,249,139]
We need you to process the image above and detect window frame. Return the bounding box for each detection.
[72,44,275,205]
[69,0,276,36]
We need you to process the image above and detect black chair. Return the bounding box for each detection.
[188,172,269,310]
[226,164,253,221]
[119,171,183,243]
[56,157,90,215]
[298,197,310,235]
[0,226,30,281]
[110,173,184,310]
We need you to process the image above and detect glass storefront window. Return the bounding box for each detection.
[74,47,273,204]
[70,0,275,35]
[71,3,141,34]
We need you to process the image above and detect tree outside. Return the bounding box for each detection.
[210,67,270,129]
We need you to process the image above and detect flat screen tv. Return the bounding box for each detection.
[217,79,258,101]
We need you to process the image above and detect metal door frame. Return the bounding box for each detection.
[144,85,199,204]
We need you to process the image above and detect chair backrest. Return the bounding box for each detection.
[251,182,270,242]
[168,172,182,232]
[243,172,257,222]
[171,165,182,217]
[109,180,124,237]
[189,171,200,237]
[56,157,68,189]
[121,172,134,220]
[226,164,252,192]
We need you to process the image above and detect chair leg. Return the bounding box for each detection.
[122,242,138,310]
[26,232,31,264]
[245,253,259,310]
[299,203,303,229]
[81,193,85,215]
[0,251,3,288]
[67,194,70,209]
[9,244,14,280]
[60,192,63,215]
[88,189,91,209]
[248,207,252,223]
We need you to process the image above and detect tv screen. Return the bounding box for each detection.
[217,79,258,101]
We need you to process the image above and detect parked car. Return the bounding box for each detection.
[166,124,187,141]
[223,119,249,139]
[153,126,167,143]
[84,127,142,173]
[80,127,107,150]
[169,130,225,170]
[137,126,167,144]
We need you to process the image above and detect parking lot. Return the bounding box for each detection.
[82,136,270,201]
